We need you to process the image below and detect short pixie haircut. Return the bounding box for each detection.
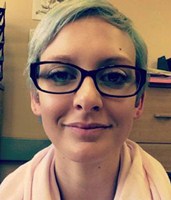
[27,0,148,103]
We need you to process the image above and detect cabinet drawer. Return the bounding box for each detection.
[130,87,171,143]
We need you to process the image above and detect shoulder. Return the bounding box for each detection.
[0,145,55,199]
[125,139,167,172]
[125,140,171,192]
[0,161,28,199]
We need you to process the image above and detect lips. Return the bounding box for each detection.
[64,122,112,130]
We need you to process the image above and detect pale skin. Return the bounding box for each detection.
[31,17,144,200]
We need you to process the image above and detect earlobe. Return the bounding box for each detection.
[30,91,41,116]
[134,94,145,119]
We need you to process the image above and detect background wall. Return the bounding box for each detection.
[111,0,171,67]
[1,0,171,139]
[1,0,44,139]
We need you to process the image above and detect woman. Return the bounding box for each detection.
[0,0,170,199]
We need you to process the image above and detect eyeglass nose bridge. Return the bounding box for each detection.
[75,68,101,94]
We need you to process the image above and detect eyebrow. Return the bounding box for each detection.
[97,57,134,67]
[40,55,74,63]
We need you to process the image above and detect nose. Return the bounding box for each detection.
[73,77,103,112]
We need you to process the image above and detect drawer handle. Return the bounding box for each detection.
[154,113,171,119]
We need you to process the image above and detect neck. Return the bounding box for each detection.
[54,152,120,200]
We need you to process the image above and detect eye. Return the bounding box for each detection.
[97,67,135,88]
[40,65,79,85]
[98,68,130,88]
[102,72,127,83]
[49,70,75,84]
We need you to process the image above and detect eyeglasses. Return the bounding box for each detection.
[30,61,147,98]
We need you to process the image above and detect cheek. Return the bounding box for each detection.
[106,98,136,132]
[38,94,73,129]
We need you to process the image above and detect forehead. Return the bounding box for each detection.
[41,17,136,66]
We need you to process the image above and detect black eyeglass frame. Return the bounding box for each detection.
[30,61,147,98]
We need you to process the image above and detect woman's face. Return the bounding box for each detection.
[31,17,143,163]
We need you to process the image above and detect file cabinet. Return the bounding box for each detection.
[130,87,171,171]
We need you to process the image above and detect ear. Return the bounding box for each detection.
[134,93,145,119]
[30,91,41,116]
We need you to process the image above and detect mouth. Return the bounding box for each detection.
[63,122,112,130]
[62,122,113,140]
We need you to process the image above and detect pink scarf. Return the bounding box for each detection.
[0,140,170,200]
